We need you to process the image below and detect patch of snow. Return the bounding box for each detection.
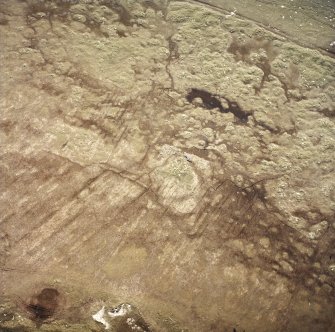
[225,10,236,18]
[92,306,110,330]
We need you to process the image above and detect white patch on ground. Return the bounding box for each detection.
[92,306,110,330]
[92,303,134,330]
[225,10,236,18]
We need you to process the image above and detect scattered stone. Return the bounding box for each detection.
[92,304,150,331]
